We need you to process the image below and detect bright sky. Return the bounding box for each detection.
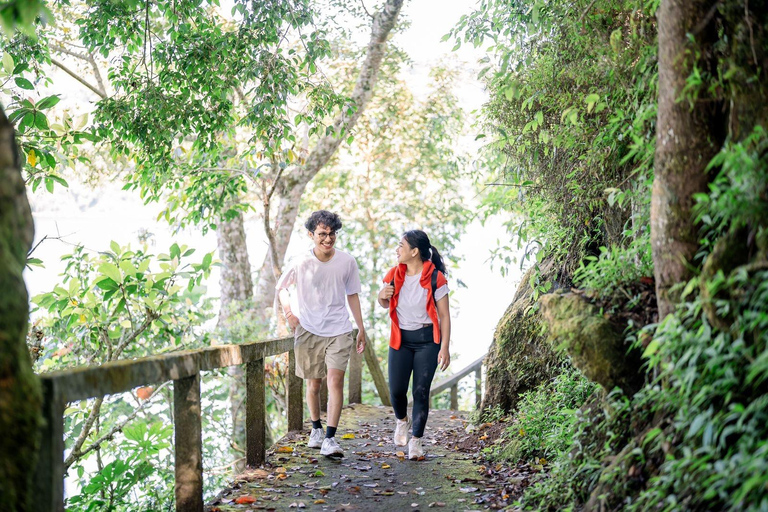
[24,0,523,387]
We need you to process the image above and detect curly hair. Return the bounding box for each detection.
[304,210,343,232]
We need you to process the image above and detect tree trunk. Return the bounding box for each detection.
[652,0,726,318]
[0,107,41,510]
[216,211,254,471]
[251,0,405,316]
[217,211,254,329]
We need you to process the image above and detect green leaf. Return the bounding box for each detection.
[2,52,14,73]
[98,263,123,284]
[37,95,60,110]
[14,76,34,90]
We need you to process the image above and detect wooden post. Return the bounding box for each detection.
[287,349,304,431]
[246,359,266,466]
[450,384,458,410]
[362,333,391,406]
[174,374,203,512]
[348,348,363,404]
[475,368,482,408]
[33,378,65,512]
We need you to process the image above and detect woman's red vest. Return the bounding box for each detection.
[383,261,447,350]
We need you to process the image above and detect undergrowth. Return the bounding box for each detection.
[490,368,599,465]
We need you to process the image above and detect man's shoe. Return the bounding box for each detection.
[307,428,324,449]
[408,437,424,460]
[320,437,344,458]
[394,416,410,446]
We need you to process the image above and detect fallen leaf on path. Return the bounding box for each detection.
[235,496,257,504]
[381,464,391,469]
[314,499,326,504]
[341,433,355,439]
[277,446,294,453]
[460,487,478,493]
[428,503,446,508]
[396,451,405,458]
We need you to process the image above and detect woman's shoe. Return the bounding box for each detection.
[408,436,424,460]
[394,416,410,446]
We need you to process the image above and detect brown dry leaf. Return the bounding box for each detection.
[276,473,288,480]
[395,451,405,458]
[277,446,294,453]
[479,435,488,440]
[314,499,326,504]
[275,467,286,474]
[234,496,257,504]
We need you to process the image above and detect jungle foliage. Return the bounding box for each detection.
[453,0,768,510]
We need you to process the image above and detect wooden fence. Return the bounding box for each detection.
[412,354,486,410]
[33,336,303,512]
[32,338,485,512]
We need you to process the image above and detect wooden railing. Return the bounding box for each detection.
[33,336,304,512]
[422,354,486,410]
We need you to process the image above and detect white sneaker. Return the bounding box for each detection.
[408,437,424,460]
[320,436,344,458]
[394,417,410,446]
[307,428,324,449]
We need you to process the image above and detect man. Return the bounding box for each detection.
[276,210,366,458]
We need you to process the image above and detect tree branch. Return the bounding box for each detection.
[49,57,107,99]
[65,383,171,467]
[64,397,104,468]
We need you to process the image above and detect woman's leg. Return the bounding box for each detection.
[388,346,415,420]
[410,341,441,437]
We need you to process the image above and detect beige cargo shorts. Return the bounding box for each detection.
[293,324,354,379]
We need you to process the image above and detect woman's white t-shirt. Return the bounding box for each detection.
[396,273,449,331]
[276,249,362,337]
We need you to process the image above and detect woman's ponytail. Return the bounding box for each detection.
[428,245,446,274]
[403,230,447,275]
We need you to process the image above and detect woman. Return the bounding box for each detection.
[377,229,451,460]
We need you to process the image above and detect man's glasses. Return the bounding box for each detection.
[314,231,337,240]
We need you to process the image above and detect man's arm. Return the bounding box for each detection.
[278,288,300,331]
[347,293,366,354]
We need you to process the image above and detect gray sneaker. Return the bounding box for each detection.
[307,428,324,449]
[394,416,410,446]
[320,436,344,458]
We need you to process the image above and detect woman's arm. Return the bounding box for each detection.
[436,295,451,370]
[377,283,394,308]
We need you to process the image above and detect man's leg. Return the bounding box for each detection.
[306,378,323,424]
[325,368,345,434]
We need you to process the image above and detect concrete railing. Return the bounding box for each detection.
[33,336,304,512]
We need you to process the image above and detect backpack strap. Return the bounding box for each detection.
[431,268,438,307]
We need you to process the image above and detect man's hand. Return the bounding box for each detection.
[285,311,300,331]
[356,329,366,354]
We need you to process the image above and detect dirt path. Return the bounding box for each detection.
[209,404,510,511]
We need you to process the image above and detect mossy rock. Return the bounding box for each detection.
[540,291,644,396]
[481,259,568,415]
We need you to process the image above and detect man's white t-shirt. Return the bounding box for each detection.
[396,273,449,331]
[276,248,362,337]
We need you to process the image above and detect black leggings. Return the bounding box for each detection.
[388,326,441,438]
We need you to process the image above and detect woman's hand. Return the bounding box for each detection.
[378,284,394,307]
[437,348,451,371]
